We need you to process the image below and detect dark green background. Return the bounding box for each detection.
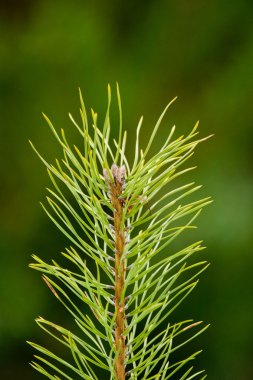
[1,1,252,379]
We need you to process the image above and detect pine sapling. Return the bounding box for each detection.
[28,84,212,380]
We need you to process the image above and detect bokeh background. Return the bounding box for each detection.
[1,0,253,379]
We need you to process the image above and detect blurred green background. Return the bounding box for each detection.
[1,0,253,379]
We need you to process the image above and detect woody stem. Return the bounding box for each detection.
[111,180,126,380]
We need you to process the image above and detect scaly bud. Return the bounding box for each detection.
[111,163,118,179]
[117,165,126,183]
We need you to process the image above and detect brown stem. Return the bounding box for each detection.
[110,179,126,380]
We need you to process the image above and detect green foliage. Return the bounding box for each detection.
[28,85,211,379]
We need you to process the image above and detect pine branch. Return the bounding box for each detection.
[29,84,212,380]
[104,164,127,379]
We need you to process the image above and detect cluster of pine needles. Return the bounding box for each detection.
[28,84,212,380]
